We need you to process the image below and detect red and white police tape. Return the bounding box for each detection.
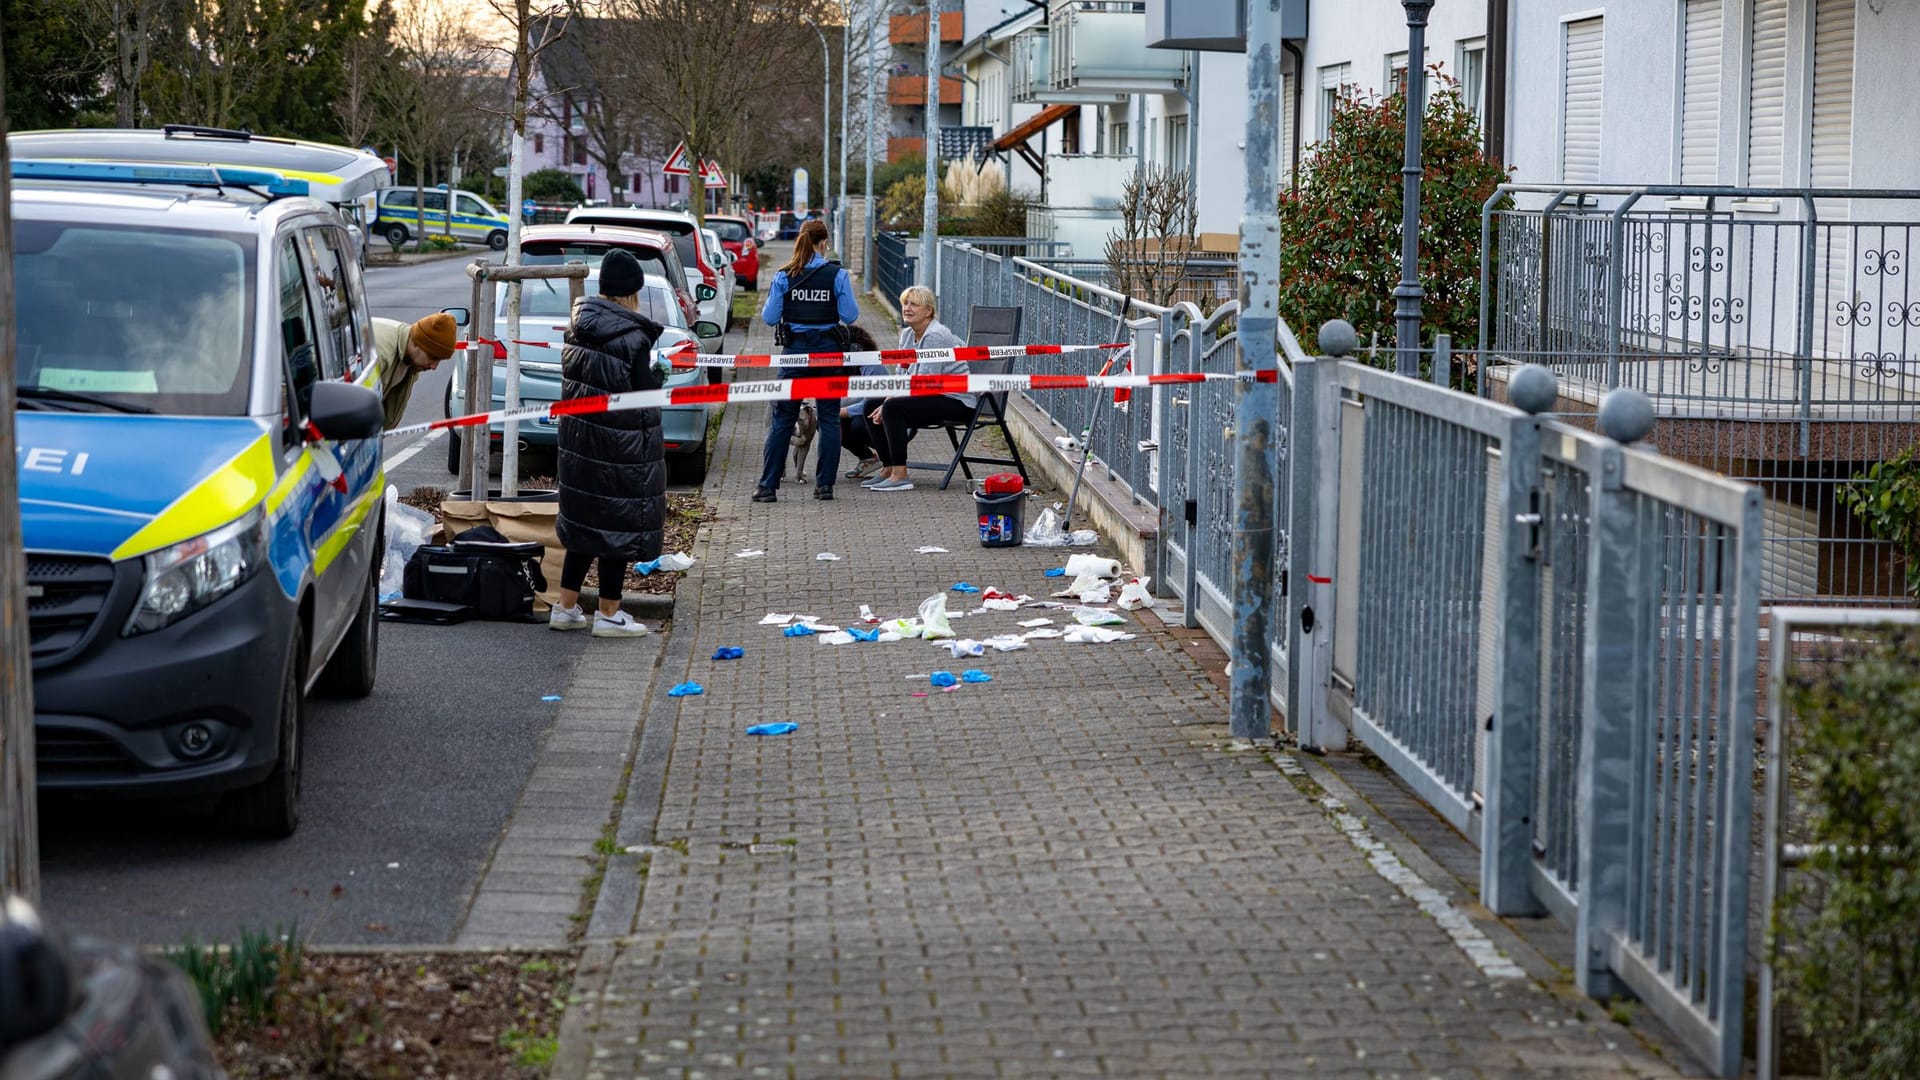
[448,340,1131,368]
[384,366,1277,440]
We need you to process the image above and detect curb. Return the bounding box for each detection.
[365,247,489,268]
[578,408,730,942]
[575,588,673,620]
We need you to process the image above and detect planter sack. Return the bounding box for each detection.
[402,525,548,621]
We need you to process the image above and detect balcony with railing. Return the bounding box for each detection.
[1009,29,1127,107]
[1047,1,1187,96]
[888,74,961,107]
[889,11,962,46]
[1482,184,1920,604]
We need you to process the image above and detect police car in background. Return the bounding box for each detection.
[11,159,388,838]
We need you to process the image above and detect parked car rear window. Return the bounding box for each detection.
[520,241,671,288]
[707,219,751,243]
[13,221,255,415]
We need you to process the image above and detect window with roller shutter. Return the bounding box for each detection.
[1809,0,1855,354]
[1680,0,1722,185]
[1746,0,1787,187]
[1561,17,1604,183]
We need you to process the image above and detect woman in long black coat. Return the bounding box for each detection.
[550,248,666,637]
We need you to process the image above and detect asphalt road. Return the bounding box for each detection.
[36,251,592,949]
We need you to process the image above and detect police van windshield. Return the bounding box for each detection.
[13,221,255,416]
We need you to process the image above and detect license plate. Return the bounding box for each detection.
[536,416,559,428]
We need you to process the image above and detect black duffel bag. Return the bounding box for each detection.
[402,525,549,621]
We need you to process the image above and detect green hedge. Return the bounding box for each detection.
[1776,626,1920,1077]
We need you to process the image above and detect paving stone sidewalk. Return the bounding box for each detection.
[552,310,1690,1078]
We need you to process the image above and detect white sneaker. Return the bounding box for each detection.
[592,610,651,637]
[872,478,915,491]
[549,604,588,631]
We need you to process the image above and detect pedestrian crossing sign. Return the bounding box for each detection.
[662,142,691,176]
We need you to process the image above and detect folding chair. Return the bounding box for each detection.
[907,305,1031,491]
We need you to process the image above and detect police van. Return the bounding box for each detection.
[11,159,388,837]
[374,185,512,251]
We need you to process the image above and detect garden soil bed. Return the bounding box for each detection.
[213,950,576,1079]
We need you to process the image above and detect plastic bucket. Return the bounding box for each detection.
[976,491,1024,548]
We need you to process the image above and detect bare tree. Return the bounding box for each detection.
[535,9,654,205]
[71,0,165,125]
[1104,165,1197,308]
[0,29,41,902]
[603,0,833,222]
[374,0,486,250]
[336,0,397,148]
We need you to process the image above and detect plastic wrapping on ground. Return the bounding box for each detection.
[379,487,437,601]
[1117,577,1156,610]
[917,594,955,639]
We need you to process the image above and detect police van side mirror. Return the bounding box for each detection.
[694,284,717,302]
[307,381,385,441]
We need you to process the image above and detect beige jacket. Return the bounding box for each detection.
[372,317,421,430]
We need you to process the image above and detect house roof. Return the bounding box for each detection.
[953,6,1044,64]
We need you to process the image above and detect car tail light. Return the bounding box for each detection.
[489,338,508,361]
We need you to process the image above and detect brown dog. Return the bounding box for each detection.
[788,402,818,482]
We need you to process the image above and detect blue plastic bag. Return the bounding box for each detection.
[783,624,816,637]
[712,646,744,660]
[930,671,958,688]
[667,681,705,697]
[746,722,798,736]
[961,669,992,683]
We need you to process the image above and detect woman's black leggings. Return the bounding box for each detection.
[561,551,623,603]
[867,394,977,466]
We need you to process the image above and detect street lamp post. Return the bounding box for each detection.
[1394,0,1433,379]
[838,2,851,256]
[919,0,939,286]
[863,7,877,292]
[811,24,831,218]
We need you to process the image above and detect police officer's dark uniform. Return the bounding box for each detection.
[757,239,859,500]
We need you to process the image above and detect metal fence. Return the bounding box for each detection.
[1480,185,1920,606]
[944,234,1772,1077]
[873,231,916,309]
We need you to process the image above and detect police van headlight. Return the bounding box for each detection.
[125,510,268,635]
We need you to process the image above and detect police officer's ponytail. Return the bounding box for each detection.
[780,219,831,276]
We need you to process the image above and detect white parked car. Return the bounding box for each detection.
[564,207,730,351]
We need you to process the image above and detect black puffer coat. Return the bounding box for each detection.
[557,297,667,560]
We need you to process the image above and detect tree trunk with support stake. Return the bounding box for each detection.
[0,47,43,903]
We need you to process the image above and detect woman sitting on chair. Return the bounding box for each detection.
[862,285,974,493]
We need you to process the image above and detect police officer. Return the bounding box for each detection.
[756,218,860,501]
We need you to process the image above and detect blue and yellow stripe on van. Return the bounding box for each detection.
[17,406,382,597]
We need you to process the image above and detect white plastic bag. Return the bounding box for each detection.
[1024,505,1071,547]
[379,487,436,601]
[917,594,955,639]
[657,552,695,572]
[1117,577,1157,611]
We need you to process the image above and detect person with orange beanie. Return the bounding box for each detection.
[373,311,459,430]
